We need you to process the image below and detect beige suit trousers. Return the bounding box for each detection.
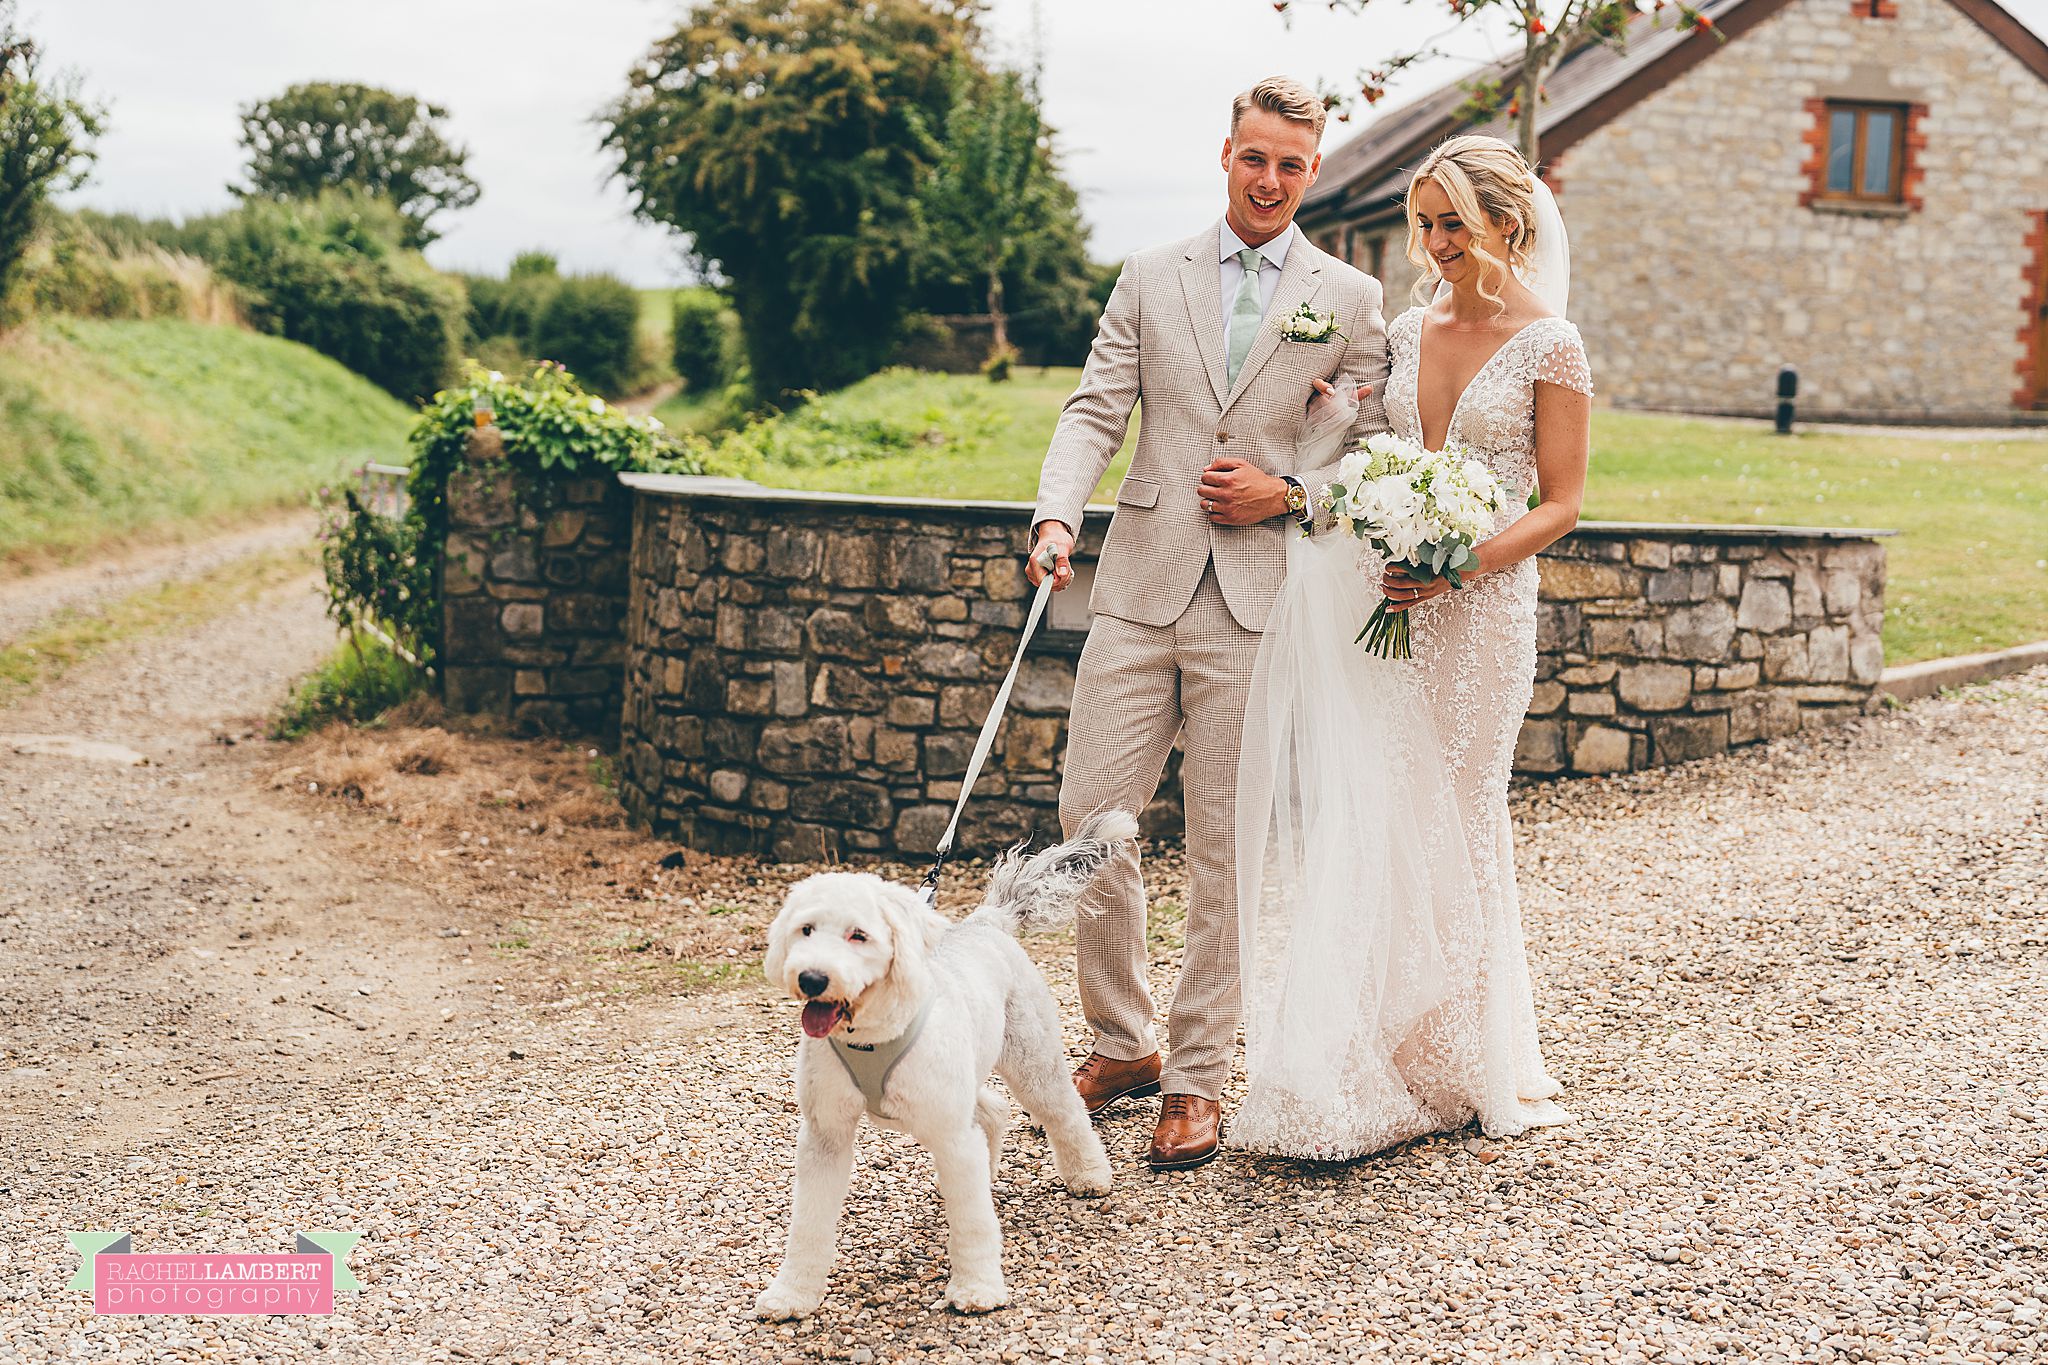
[1060,565,1261,1100]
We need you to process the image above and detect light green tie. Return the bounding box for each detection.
[1226,247,1266,389]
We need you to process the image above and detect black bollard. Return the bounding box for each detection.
[1775,364,1798,435]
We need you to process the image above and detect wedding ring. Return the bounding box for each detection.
[1202,499,1212,512]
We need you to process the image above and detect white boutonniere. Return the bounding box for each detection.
[1273,302,1346,344]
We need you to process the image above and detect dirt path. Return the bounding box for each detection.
[0,572,499,1149]
[0,512,318,649]
[1,528,2043,1363]
[617,380,682,418]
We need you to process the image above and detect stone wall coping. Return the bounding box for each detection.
[618,472,1062,520]
[1561,520,1897,541]
[616,472,1895,540]
[1879,638,2048,703]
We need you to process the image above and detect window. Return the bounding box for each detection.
[1821,102,1906,202]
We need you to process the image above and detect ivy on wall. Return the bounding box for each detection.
[324,361,704,669]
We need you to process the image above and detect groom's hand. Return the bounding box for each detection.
[1199,458,1289,526]
[1027,521,1076,591]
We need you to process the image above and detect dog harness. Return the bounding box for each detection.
[828,998,934,1118]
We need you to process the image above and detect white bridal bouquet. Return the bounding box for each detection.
[1322,433,1509,659]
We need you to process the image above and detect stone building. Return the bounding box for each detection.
[1295,0,2048,422]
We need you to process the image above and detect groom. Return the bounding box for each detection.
[1026,76,1390,1169]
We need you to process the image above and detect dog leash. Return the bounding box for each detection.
[918,544,1062,908]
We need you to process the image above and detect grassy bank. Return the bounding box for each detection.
[637,287,681,348]
[684,366,1137,506]
[690,367,2044,663]
[0,318,412,571]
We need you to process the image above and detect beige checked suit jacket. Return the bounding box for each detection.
[1033,221,1391,632]
[1032,222,1393,1098]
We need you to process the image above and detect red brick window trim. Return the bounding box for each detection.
[2017,211,2048,408]
[1853,0,1898,17]
[1801,99,1924,210]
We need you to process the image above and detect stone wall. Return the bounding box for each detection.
[617,477,1890,859]
[1521,523,1888,775]
[1557,0,2048,420]
[438,430,633,738]
[617,481,1100,860]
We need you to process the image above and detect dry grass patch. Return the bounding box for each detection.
[265,702,1186,1003]
[266,703,908,995]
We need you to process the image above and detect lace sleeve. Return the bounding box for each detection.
[1527,321,1593,396]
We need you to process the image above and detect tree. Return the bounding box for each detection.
[1271,0,1719,163]
[602,0,975,399]
[921,62,1097,368]
[234,82,480,248]
[0,3,103,317]
[921,65,1059,363]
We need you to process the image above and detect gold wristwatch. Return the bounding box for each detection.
[1281,476,1313,534]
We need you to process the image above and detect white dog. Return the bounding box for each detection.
[753,811,1135,1319]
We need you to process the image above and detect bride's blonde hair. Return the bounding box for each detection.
[1405,134,1540,314]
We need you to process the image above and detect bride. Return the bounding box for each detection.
[1230,135,1593,1160]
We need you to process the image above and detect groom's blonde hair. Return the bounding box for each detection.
[1232,77,1327,143]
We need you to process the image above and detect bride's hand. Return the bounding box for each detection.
[1307,377,1369,417]
[1381,563,1453,612]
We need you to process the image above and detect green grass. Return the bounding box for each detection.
[649,384,741,438]
[685,367,2046,663]
[269,632,426,739]
[0,317,413,570]
[637,287,681,348]
[1584,411,2048,664]
[684,366,1137,505]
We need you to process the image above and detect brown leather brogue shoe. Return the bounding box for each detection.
[1072,1051,1162,1117]
[1147,1094,1221,1171]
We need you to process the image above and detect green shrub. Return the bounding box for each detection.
[270,632,423,739]
[178,192,465,401]
[508,250,557,279]
[391,361,705,662]
[463,262,555,348]
[670,288,739,393]
[318,485,432,665]
[529,274,639,397]
[980,344,1017,384]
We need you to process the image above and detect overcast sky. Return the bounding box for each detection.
[40,0,2048,286]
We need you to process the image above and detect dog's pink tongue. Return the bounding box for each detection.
[801,1001,845,1038]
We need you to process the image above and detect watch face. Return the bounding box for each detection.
[1288,485,1308,512]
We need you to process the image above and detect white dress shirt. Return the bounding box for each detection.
[1219,220,1298,334]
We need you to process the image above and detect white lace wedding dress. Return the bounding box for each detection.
[1229,307,1592,1161]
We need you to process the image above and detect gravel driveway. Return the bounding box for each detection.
[1,538,2042,1363]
